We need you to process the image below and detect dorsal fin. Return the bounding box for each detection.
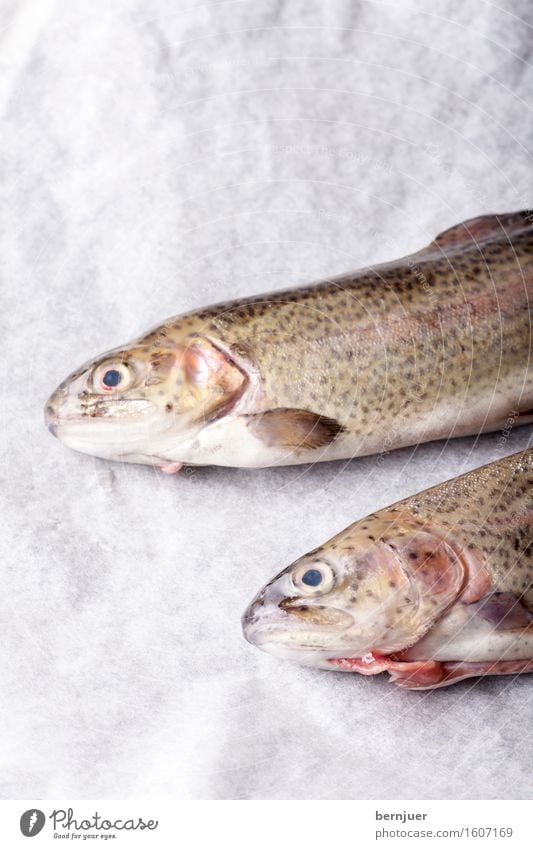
[432,210,532,251]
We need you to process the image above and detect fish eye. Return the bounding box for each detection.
[91,361,134,394]
[102,369,121,388]
[302,569,323,587]
[292,561,335,595]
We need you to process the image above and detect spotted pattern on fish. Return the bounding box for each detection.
[46,211,533,469]
[165,212,533,439]
[242,448,533,688]
[120,213,533,444]
[395,448,533,608]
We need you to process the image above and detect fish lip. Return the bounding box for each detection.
[44,403,59,437]
[241,611,280,645]
[243,625,356,668]
[50,416,117,432]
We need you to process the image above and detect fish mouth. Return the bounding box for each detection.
[242,605,356,663]
[44,404,58,436]
[245,628,343,666]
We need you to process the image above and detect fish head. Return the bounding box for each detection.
[242,511,466,669]
[44,323,248,465]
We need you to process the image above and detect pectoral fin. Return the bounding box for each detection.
[470,592,533,630]
[329,597,533,688]
[330,655,445,688]
[391,658,533,690]
[393,594,533,688]
[330,651,533,689]
[245,408,345,450]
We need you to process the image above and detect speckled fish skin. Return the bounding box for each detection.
[45,211,533,470]
[242,449,533,689]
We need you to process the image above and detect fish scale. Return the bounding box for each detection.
[242,449,533,689]
[46,210,533,470]
[193,222,533,434]
[398,449,533,608]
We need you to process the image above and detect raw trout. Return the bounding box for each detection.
[242,449,533,689]
[45,211,533,471]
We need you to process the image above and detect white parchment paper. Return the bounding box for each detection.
[1,0,532,799]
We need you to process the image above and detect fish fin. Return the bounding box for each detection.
[330,655,444,687]
[385,660,445,688]
[417,210,533,255]
[329,653,392,676]
[245,408,345,450]
[469,592,533,630]
[158,461,183,474]
[394,658,533,690]
[331,651,533,689]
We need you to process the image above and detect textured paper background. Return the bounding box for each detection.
[1,0,532,799]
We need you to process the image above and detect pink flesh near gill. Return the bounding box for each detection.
[159,461,183,474]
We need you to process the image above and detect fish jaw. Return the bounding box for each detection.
[47,412,169,465]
